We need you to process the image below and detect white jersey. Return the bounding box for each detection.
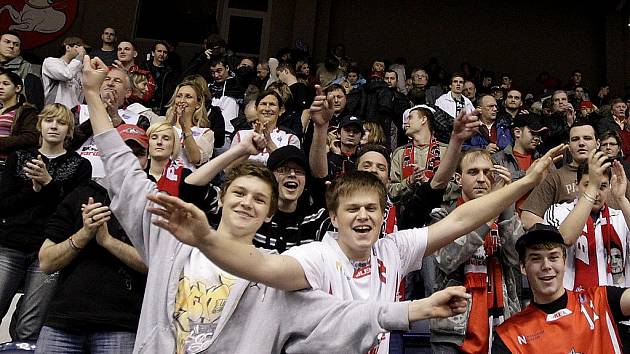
[76,104,139,178]
[284,228,428,354]
[174,126,213,170]
[544,201,630,290]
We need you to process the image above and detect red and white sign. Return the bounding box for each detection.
[0,0,79,49]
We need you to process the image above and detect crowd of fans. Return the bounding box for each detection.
[1,26,630,354]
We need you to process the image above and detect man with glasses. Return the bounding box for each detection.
[254,145,329,252]
[90,27,117,66]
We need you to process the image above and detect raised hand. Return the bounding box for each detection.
[491,164,512,190]
[451,109,481,142]
[587,150,612,183]
[525,144,567,185]
[239,131,265,155]
[82,55,109,93]
[485,143,499,154]
[147,193,217,248]
[23,155,52,192]
[81,197,112,237]
[610,160,627,202]
[309,85,335,127]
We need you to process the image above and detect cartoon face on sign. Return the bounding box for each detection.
[0,0,78,49]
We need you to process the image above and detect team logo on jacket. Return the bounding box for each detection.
[1,0,79,49]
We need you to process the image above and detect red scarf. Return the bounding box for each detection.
[401,134,441,181]
[156,159,184,197]
[574,204,623,289]
[457,197,505,354]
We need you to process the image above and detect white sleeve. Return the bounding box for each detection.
[288,134,301,148]
[392,227,429,276]
[543,204,565,228]
[283,243,327,291]
[42,57,82,81]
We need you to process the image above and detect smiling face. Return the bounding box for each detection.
[568,125,597,164]
[331,191,384,261]
[356,151,389,185]
[273,161,306,203]
[256,94,282,126]
[220,175,273,235]
[522,246,566,304]
[117,41,137,64]
[174,85,200,116]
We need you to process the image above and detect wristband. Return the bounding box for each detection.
[68,236,82,251]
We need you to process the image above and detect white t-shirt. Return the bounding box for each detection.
[174,248,237,354]
[544,201,630,290]
[284,228,428,354]
[232,128,300,165]
[76,104,139,178]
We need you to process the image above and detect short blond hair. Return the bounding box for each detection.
[36,103,75,139]
[146,122,181,160]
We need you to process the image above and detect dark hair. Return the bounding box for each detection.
[152,40,169,52]
[221,161,278,217]
[450,72,464,81]
[325,83,346,96]
[0,69,24,103]
[384,70,398,80]
[209,56,230,70]
[519,242,567,264]
[117,39,137,50]
[355,144,391,171]
[599,130,621,146]
[576,160,611,184]
[255,90,284,110]
[277,62,296,76]
[1,30,21,43]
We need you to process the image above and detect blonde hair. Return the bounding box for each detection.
[36,103,75,140]
[165,79,210,128]
[362,122,385,145]
[146,122,181,160]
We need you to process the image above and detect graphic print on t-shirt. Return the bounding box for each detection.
[173,273,236,354]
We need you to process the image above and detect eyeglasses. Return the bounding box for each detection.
[275,167,305,176]
[602,142,619,148]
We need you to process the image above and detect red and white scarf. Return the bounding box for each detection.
[156,159,184,197]
[401,134,441,181]
[457,197,504,354]
[574,204,623,290]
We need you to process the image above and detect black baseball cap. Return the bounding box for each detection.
[515,223,566,259]
[267,145,308,172]
[511,113,547,133]
[338,115,364,134]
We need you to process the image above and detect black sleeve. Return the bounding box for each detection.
[491,333,513,354]
[68,118,94,151]
[44,188,83,243]
[308,177,329,210]
[25,74,44,110]
[606,286,630,323]
[397,181,445,229]
[178,169,213,210]
[208,105,226,147]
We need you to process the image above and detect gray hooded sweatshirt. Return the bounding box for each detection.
[94,129,412,353]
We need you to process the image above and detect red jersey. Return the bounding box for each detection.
[496,287,622,354]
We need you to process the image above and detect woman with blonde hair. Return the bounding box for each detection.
[360,121,386,146]
[163,79,215,169]
[0,103,91,341]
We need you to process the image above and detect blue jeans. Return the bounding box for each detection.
[0,245,57,341]
[35,326,136,354]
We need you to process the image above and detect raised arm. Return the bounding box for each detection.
[95,222,147,273]
[430,109,481,189]
[308,85,334,178]
[427,144,566,255]
[147,193,310,291]
[185,131,265,186]
[558,150,610,245]
[81,55,113,134]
